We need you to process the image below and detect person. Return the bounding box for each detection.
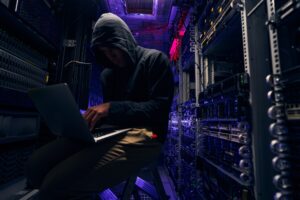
[25,12,174,199]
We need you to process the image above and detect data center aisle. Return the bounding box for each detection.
[0,165,179,200]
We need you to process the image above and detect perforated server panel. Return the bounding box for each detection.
[0,27,48,93]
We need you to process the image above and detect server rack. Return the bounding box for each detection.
[0,1,54,187]
[266,0,300,199]
[165,4,203,199]
[196,0,255,198]
[0,0,98,188]
[165,0,280,199]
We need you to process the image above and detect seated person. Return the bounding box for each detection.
[25,12,174,200]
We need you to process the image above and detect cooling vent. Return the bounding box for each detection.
[125,0,153,14]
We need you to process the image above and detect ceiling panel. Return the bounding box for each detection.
[105,0,173,53]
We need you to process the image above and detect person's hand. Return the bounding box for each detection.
[83,103,110,130]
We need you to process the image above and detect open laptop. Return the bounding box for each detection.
[28,83,131,143]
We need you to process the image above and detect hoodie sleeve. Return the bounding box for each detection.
[105,53,174,127]
[100,68,115,102]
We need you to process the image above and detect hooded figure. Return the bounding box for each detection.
[87,13,174,142]
[25,13,174,200]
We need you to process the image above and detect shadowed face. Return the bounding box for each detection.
[97,47,129,68]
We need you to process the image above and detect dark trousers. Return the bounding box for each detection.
[25,129,162,200]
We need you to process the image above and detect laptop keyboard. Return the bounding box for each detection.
[93,131,106,138]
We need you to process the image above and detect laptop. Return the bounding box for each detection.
[28,83,131,143]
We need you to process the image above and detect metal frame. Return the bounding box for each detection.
[168,0,281,199]
[240,0,251,75]
[266,0,282,75]
[194,23,200,105]
[177,104,182,195]
[240,0,275,199]
[265,0,298,198]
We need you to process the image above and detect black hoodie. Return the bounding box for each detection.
[91,13,174,142]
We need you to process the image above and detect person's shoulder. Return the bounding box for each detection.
[139,47,169,62]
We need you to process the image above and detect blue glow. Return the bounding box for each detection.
[107,0,159,19]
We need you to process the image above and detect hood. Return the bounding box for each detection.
[91,13,137,67]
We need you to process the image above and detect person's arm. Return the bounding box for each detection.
[83,68,114,130]
[105,53,174,126]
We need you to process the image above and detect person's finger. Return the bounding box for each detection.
[86,109,96,120]
[90,114,101,131]
[83,108,92,118]
[85,110,96,127]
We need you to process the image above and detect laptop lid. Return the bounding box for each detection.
[28,83,95,143]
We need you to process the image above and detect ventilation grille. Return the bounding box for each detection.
[125,0,153,14]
